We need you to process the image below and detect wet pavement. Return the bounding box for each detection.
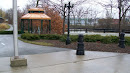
[65,31,130,36]
[0,50,130,73]
[0,35,70,57]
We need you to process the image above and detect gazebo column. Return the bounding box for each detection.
[31,19,32,33]
[23,20,24,33]
[49,20,51,33]
[28,19,30,33]
[46,23,48,33]
[21,20,23,33]
[41,20,43,33]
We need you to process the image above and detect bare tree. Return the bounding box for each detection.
[5,9,13,24]
[0,9,6,19]
[48,0,89,34]
[97,0,117,18]
[97,0,130,36]
[92,10,100,28]
[118,0,130,36]
[75,7,85,26]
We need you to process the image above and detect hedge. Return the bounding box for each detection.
[125,37,130,46]
[59,35,78,42]
[84,35,103,42]
[100,36,119,44]
[0,31,21,34]
[40,34,62,40]
[21,33,40,40]
[20,33,130,46]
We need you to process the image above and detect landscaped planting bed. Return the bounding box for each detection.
[20,33,130,53]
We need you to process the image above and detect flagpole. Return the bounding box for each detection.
[13,0,19,58]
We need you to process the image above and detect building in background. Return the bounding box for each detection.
[65,18,99,26]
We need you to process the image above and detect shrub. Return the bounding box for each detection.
[100,36,118,44]
[84,35,119,44]
[125,37,130,46]
[21,33,29,39]
[0,31,21,34]
[22,33,61,40]
[110,36,119,43]
[59,35,67,42]
[70,35,78,42]
[40,34,61,40]
[20,33,130,46]
[21,33,40,40]
[32,34,40,40]
[59,35,78,42]
[100,36,113,44]
[84,35,103,42]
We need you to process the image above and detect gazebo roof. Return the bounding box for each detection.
[21,13,51,20]
[21,8,51,20]
[28,8,44,11]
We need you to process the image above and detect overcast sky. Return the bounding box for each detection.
[0,0,29,10]
[0,0,120,18]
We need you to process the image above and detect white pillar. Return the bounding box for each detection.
[13,0,18,57]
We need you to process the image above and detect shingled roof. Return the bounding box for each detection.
[21,8,51,20]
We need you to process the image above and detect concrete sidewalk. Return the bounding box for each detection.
[0,50,130,73]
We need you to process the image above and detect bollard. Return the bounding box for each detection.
[103,29,105,33]
[119,30,125,48]
[76,34,85,55]
[85,29,87,33]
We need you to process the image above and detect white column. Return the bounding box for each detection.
[13,0,18,57]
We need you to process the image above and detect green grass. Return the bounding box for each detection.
[125,37,130,46]
[18,37,53,46]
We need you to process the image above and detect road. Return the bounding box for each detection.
[0,35,70,57]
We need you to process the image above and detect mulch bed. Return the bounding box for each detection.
[35,40,130,54]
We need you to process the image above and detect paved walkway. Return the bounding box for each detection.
[0,50,129,73]
[5,24,13,31]
[65,31,130,36]
[0,35,70,57]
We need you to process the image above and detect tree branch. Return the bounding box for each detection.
[121,5,130,20]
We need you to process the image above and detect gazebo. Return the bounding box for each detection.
[21,8,51,34]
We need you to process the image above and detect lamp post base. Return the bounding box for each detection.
[66,37,71,45]
[76,51,85,55]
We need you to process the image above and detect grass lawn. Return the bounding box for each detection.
[0,23,10,31]
[18,37,53,46]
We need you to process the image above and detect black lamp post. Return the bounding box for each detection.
[65,2,74,45]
